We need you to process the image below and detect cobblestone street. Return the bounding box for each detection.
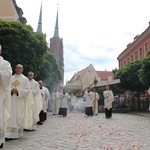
[3,112,150,150]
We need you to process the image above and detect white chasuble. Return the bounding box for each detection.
[0,56,12,144]
[44,87,50,109]
[92,92,100,114]
[5,74,33,138]
[103,90,114,109]
[30,79,42,123]
[52,92,60,114]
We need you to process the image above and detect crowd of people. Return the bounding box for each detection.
[113,94,150,111]
[0,45,115,149]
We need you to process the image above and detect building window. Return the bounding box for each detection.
[124,61,126,66]
[135,51,138,60]
[127,58,129,63]
[131,55,133,62]
[120,63,123,67]
[139,48,142,60]
[145,42,148,56]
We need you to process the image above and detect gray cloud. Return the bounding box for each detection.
[64,44,117,76]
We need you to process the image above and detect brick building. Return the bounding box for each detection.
[117,22,150,67]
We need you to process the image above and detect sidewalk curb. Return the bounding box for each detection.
[127,111,150,117]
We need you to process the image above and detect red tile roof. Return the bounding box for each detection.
[70,66,88,81]
[77,67,88,79]
[96,71,114,80]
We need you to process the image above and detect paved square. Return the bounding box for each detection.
[3,112,150,150]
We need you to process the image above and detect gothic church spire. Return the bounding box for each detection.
[37,2,42,33]
[53,6,59,37]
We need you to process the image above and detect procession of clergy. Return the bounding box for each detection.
[0,45,114,149]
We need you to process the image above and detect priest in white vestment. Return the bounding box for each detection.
[43,83,51,111]
[43,82,51,111]
[58,88,70,117]
[38,81,49,122]
[0,45,12,148]
[27,71,43,130]
[103,85,114,118]
[52,89,60,115]
[92,88,100,115]
[83,87,94,116]
[5,64,33,139]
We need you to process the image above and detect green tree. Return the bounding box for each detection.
[138,51,150,87]
[116,61,147,91]
[115,61,148,110]
[36,50,62,92]
[0,21,47,76]
[112,68,118,79]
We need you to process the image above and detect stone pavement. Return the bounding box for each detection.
[127,111,150,118]
[2,112,150,150]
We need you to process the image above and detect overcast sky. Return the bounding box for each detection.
[16,0,150,84]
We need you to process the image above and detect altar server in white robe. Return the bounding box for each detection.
[27,71,43,130]
[52,88,60,115]
[0,45,12,148]
[103,85,114,118]
[92,88,100,115]
[83,87,94,116]
[43,82,51,110]
[58,88,70,117]
[5,64,33,139]
[38,80,49,122]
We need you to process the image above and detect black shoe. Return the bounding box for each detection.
[37,121,43,125]
[5,138,17,141]
[23,129,30,131]
[5,138,12,141]
[24,129,36,131]
[0,143,3,149]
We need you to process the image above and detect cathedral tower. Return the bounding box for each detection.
[50,7,64,91]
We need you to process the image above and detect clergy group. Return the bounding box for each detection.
[0,46,51,149]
